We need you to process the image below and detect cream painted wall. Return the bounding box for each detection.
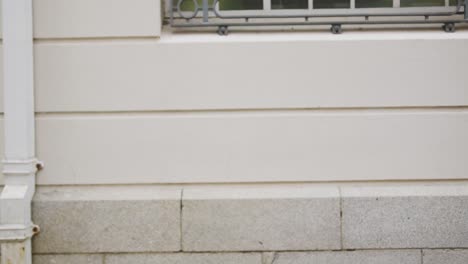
[36,110,468,184]
[34,32,468,112]
[33,0,161,38]
[30,31,468,184]
[1,0,467,185]
[1,0,162,38]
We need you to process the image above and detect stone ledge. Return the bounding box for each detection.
[29,183,468,254]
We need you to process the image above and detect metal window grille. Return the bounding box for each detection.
[168,0,468,34]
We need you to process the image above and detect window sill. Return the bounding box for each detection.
[160,24,468,43]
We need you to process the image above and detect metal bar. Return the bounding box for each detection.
[264,0,271,11]
[170,0,174,25]
[203,0,209,22]
[172,19,468,27]
[171,10,464,21]
[210,3,462,19]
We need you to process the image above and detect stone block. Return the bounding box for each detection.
[271,250,420,264]
[423,249,468,264]
[182,185,341,251]
[342,184,468,249]
[105,253,261,264]
[32,186,181,253]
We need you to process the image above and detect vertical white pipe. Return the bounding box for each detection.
[1,236,33,264]
[1,0,37,263]
[2,0,35,161]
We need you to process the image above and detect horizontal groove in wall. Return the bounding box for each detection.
[33,179,468,188]
[34,106,468,119]
[28,248,468,254]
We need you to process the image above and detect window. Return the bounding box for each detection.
[401,0,445,7]
[356,0,392,8]
[168,0,468,34]
[172,0,464,10]
[272,0,308,9]
[177,0,263,11]
[314,0,350,9]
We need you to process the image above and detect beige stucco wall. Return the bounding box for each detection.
[1,0,468,184]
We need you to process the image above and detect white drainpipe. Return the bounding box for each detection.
[0,0,41,263]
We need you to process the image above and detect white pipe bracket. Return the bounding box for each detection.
[3,159,40,176]
[0,224,39,242]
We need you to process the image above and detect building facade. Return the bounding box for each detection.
[0,0,468,263]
